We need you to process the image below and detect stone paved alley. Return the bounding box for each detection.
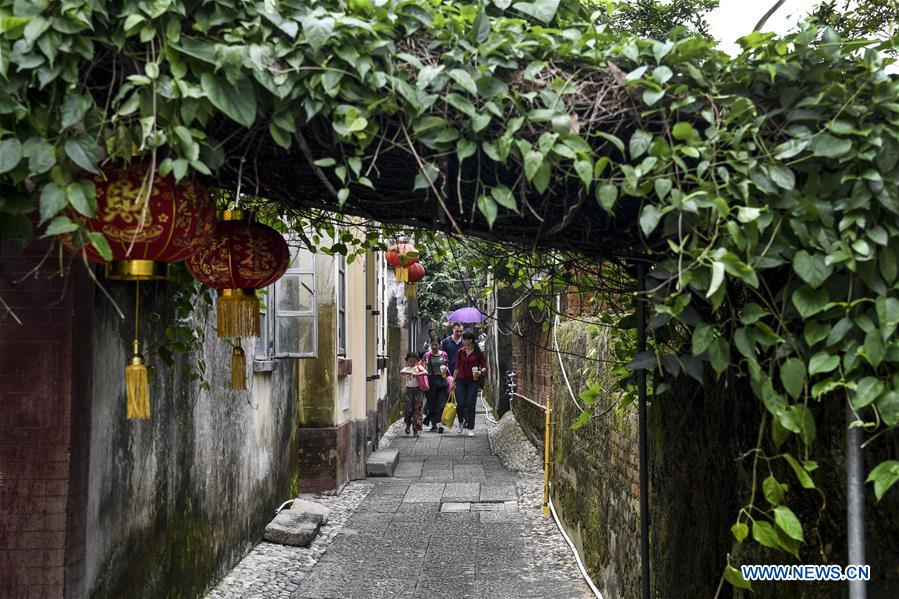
[208,414,592,599]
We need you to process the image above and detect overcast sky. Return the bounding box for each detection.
[707,0,822,54]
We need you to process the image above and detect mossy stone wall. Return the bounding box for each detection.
[80,281,299,599]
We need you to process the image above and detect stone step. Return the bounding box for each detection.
[366,448,399,477]
[263,509,323,547]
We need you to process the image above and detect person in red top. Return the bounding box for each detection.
[453,331,487,436]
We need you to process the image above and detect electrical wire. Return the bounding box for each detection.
[479,388,498,424]
[548,493,605,599]
[554,294,584,412]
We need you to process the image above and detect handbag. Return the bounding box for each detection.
[416,362,430,391]
[441,391,457,426]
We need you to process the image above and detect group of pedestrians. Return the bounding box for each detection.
[400,322,488,438]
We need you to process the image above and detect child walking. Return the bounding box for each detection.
[401,352,427,437]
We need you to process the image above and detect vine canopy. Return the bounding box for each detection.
[2,0,899,582]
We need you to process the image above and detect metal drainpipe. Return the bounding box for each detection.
[846,402,867,598]
[636,262,650,599]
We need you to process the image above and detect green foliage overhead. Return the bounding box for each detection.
[812,0,899,46]
[599,0,719,38]
[1,0,899,587]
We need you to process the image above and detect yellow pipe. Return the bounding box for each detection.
[543,394,552,518]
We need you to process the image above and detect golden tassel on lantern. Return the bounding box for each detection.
[216,289,260,338]
[395,266,409,282]
[125,285,150,419]
[231,340,247,391]
[405,282,416,297]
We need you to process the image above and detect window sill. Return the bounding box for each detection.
[253,359,275,373]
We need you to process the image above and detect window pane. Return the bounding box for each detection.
[255,308,269,359]
[276,315,300,354]
[277,275,300,312]
[297,247,315,271]
[297,274,314,311]
[338,309,346,355]
[277,274,315,313]
[276,315,316,356]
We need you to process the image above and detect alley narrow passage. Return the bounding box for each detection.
[208,416,592,599]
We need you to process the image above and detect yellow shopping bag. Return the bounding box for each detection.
[441,391,457,426]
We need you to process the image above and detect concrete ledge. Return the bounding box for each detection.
[366,448,399,477]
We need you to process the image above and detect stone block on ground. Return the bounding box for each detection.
[263,510,323,547]
[367,448,400,476]
[290,498,331,525]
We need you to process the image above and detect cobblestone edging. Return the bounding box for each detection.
[205,481,374,599]
[488,410,591,595]
[487,409,543,474]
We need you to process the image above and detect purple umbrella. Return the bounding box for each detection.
[447,307,487,323]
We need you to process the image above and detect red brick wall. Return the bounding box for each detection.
[0,239,85,599]
[510,309,553,409]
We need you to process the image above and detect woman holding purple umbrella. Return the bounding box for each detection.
[452,331,487,436]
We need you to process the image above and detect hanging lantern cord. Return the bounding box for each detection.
[133,280,140,347]
[125,281,150,419]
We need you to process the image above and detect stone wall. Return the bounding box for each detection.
[82,277,300,599]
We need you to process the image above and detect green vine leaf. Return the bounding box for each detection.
[730,522,748,543]
[0,137,21,174]
[867,460,899,502]
[200,72,257,127]
[792,250,833,289]
[773,506,804,542]
[751,520,779,548]
[811,133,852,158]
[724,565,751,590]
[763,474,785,506]
[783,454,816,489]
[512,0,560,24]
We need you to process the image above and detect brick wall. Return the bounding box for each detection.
[509,306,552,409]
[0,238,85,599]
[508,301,642,597]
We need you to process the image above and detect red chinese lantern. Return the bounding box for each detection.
[68,168,216,279]
[386,243,419,282]
[186,210,290,390]
[64,166,216,420]
[405,262,425,297]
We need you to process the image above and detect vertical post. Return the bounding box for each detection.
[543,392,551,518]
[847,403,867,598]
[636,262,650,599]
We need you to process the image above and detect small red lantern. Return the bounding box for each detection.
[186,210,289,338]
[405,262,425,297]
[68,168,216,279]
[386,243,419,282]
[186,210,289,390]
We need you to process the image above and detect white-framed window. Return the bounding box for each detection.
[256,241,317,359]
[337,254,347,356]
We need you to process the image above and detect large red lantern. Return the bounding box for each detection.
[405,262,425,297]
[68,168,216,279]
[63,166,216,420]
[386,243,419,282]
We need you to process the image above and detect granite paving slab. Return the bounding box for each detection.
[441,482,480,502]
[209,404,593,599]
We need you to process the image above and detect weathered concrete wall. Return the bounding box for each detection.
[81,278,299,598]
